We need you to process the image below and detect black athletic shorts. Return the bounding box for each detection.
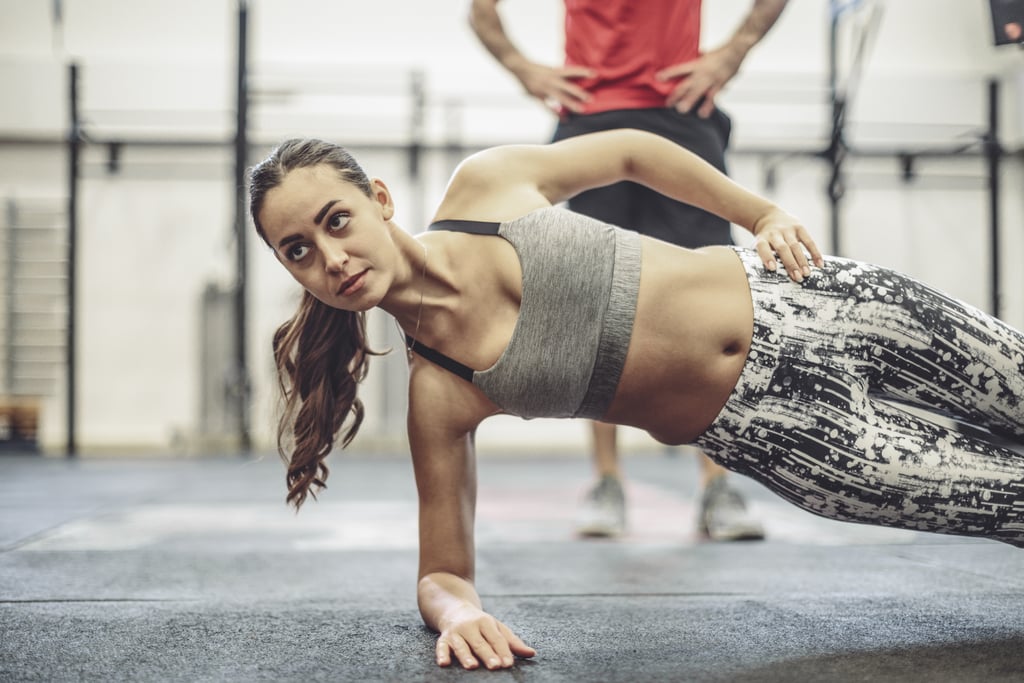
[552,106,733,248]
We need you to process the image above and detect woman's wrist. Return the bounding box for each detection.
[749,206,789,235]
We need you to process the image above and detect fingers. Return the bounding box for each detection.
[439,632,490,670]
[668,76,716,114]
[798,225,826,267]
[543,94,584,114]
[752,209,825,282]
[541,90,586,114]
[658,60,716,113]
[524,64,593,113]
[658,62,700,112]
[554,83,592,113]
[559,65,596,80]
[758,234,814,283]
[755,241,779,274]
[668,80,700,112]
[435,638,455,668]
[437,621,534,670]
[542,72,592,114]
[773,235,812,282]
[499,622,537,658]
[696,86,720,118]
[553,69,592,97]
[479,619,517,668]
[655,61,696,82]
[555,66,593,109]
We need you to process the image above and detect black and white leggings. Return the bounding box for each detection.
[695,248,1024,547]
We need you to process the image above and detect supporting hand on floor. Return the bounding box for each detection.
[435,604,536,670]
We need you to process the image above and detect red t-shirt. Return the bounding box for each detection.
[563,0,702,113]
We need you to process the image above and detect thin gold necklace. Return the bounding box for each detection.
[397,240,428,361]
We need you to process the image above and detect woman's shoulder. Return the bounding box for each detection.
[431,150,556,223]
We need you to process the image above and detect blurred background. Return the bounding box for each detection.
[0,0,1022,458]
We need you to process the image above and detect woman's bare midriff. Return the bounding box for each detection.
[601,241,755,445]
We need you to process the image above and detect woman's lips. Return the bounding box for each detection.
[337,270,367,296]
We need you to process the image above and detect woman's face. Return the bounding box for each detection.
[258,164,397,312]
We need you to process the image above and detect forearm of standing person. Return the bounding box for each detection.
[468,0,529,76]
[468,0,593,112]
[726,0,790,63]
[660,0,789,115]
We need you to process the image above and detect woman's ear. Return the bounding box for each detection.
[369,178,395,220]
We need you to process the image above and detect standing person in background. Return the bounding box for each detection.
[469,0,789,541]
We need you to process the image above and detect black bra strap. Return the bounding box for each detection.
[406,335,475,383]
[411,217,497,382]
[429,219,501,235]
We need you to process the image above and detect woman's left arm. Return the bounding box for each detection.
[450,129,823,281]
[551,130,823,280]
[620,130,823,280]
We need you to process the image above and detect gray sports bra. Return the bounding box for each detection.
[408,207,641,420]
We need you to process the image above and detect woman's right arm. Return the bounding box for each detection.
[407,362,536,670]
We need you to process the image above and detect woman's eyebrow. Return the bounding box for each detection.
[314,199,341,226]
[277,233,303,250]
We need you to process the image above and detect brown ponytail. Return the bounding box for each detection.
[249,139,381,509]
[272,291,376,508]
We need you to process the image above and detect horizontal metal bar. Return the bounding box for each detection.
[4,327,65,332]
[7,260,69,267]
[0,341,64,348]
[4,133,1020,162]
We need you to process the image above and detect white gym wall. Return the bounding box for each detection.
[0,0,1021,454]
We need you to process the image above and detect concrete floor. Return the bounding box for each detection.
[2,448,1023,682]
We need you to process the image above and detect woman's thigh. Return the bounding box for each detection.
[798,257,1024,441]
[705,363,1024,546]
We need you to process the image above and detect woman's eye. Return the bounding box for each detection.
[327,212,350,232]
[287,244,310,261]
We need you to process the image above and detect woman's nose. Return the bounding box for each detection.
[322,243,349,273]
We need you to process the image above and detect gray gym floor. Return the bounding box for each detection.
[2,447,1023,682]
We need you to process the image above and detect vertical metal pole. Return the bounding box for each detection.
[51,0,64,53]
[408,70,425,225]
[4,201,15,396]
[985,79,1001,317]
[233,0,251,452]
[826,9,845,257]
[66,61,79,457]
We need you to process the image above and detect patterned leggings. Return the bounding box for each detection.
[695,248,1024,547]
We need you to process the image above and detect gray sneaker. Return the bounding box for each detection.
[575,475,626,537]
[698,477,765,541]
